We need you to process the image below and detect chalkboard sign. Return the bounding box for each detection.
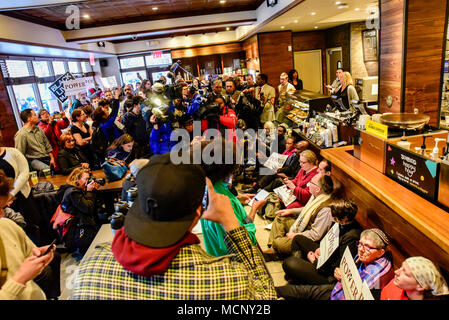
[385,143,440,201]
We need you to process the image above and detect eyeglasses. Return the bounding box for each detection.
[356,241,379,252]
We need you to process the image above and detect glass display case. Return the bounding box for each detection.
[440,18,449,129]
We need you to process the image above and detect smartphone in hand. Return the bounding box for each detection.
[42,239,57,256]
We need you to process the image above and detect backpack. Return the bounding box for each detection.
[262,192,282,220]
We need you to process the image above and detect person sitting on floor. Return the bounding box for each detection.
[276,228,394,300]
[282,198,362,285]
[263,174,336,261]
[381,256,449,300]
[105,134,136,167]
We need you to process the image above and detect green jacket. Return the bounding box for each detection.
[201,180,257,257]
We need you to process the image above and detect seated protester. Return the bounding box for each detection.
[281,149,319,209]
[317,159,332,177]
[282,199,362,285]
[121,95,150,157]
[70,108,93,166]
[14,108,55,173]
[258,121,276,156]
[70,154,277,300]
[37,108,69,172]
[106,134,136,167]
[57,132,89,175]
[276,228,394,300]
[381,256,449,300]
[244,136,299,194]
[263,174,336,260]
[56,168,101,256]
[0,171,57,300]
[90,89,122,168]
[149,114,175,155]
[195,139,263,257]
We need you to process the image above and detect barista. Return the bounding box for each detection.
[334,71,359,111]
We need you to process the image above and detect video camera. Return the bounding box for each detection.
[193,100,221,121]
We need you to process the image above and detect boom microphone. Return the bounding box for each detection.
[170,60,181,72]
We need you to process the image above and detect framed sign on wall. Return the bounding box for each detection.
[362,29,378,62]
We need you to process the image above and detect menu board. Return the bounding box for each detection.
[385,143,440,201]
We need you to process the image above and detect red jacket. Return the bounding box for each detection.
[38,118,70,170]
[286,167,318,209]
[202,106,237,142]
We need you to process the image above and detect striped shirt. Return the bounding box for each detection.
[70,226,277,300]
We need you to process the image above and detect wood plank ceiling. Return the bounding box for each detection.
[0,0,264,30]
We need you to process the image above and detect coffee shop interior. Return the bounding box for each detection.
[1,0,449,301]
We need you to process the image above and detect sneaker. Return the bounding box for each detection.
[262,248,281,262]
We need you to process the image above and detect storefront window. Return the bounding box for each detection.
[120,56,145,69]
[32,61,50,78]
[13,84,38,112]
[68,61,80,74]
[6,60,30,78]
[121,70,145,89]
[81,61,91,73]
[38,83,60,114]
[52,61,66,75]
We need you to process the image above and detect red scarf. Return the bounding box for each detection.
[111,227,200,277]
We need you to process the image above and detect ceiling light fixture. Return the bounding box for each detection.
[314,26,318,29]
[354,8,360,11]
[280,26,285,29]
[152,7,158,11]
[226,27,230,31]
[337,3,349,9]
[335,1,341,4]
[83,14,90,19]
[311,12,316,15]
[294,20,298,23]
[220,0,226,4]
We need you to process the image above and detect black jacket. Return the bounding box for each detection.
[121,111,149,147]
[57,185,97,227]
[57,147,89,175]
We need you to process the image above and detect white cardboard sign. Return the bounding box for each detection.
[340,246,374,300]
[316,223,340,269]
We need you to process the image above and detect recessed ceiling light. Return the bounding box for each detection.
[335,1,341,4]
[311,12,316,15]
[314,26,318,29]
[337,3,349,9]
[280,26,285,29]
[152,7,158,11]
[220,0,226,4]
[354,8,360,11]
[294,19,298,23]
[83,14,90,19]
[226,27,230,31]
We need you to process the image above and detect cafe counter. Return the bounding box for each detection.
[321,145,449,273]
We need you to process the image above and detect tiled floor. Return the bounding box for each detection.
[58,203,286,299]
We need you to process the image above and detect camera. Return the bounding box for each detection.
[88,177,106,186]
[194,100,220,121]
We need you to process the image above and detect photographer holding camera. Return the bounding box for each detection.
[56,167,103,257]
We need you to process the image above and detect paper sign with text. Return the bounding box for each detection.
[340,247,374,300]
[48,71,75,103]
[264,152,288,172]
[63,77,95,96]
[316,223,340,269]
[273,185,296,207]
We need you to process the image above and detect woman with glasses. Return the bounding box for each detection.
[282,199,362,285]
[57,132,89,175]
[381,257,449,300]
[276,228,394,300]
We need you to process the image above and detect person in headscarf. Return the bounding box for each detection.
[381,256,449,300]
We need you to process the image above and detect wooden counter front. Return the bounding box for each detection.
[321,145,449,273]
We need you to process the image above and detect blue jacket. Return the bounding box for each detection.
[149,122,175,155]
[186,94,202,116]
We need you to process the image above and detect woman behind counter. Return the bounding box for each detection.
[334,71,359,112]
[288,69,303,91]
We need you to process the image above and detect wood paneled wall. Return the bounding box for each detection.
[171,42,243,59]
[0,71,18,147]
[292,31,327,93]
[379,0,405,113]
[258,31,293,88]
[242,35,259,72]
[403,0,447,126]
[325,24,351,72]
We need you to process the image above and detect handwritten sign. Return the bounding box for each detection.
[48,72,75,103]
[264,152,288,172]
[273,185,296,207]
[63,76,95,96]
[316,223,340,269]
[340,247,374,300]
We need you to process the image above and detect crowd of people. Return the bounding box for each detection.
[1,68,448,301]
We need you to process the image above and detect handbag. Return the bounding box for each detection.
[102,156,128,182]
[50,205,75,239]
